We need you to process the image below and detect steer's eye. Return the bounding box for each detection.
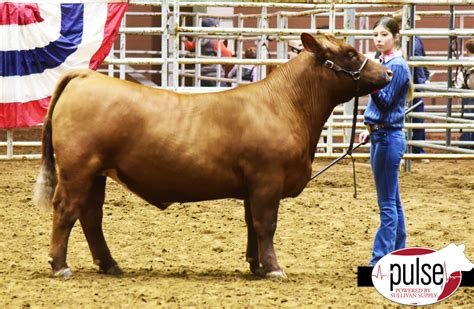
[347,51,357,60]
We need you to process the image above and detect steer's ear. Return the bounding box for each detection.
[301,33,326,61]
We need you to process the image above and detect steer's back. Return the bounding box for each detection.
[52,70,310,203]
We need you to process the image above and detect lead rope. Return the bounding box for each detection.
[351,155,358,199]
[310,89,360,198]
[311,98,425,197]
[347,82,360,198]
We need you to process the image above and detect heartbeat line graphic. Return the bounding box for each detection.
[442,261,462,290]
[372,265,389,280]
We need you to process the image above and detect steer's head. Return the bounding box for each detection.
[300,32,392,103]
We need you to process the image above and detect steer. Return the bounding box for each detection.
[34,33,392,278]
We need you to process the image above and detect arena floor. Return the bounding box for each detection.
[0,159,473,307]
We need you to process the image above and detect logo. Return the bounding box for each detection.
[372,243,473,306]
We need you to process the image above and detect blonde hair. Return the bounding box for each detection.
[407,80,414,102]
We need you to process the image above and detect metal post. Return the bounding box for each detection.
[358,14,364,52]
[256,16,262,80]
[119,14,126,80]
[6,129,13,159]
[258,7,268,80]
[195,13,202,87]
[217,37,222,86]
[446,5,455,146]
[172,0,179,90]
[365,16,370,53]
[344,9,355,47]
[343,8,356,150]
[161,0,168,88]
[400,6,409,59]
[329,2,335,32]
[405,4,416,172]
[327,114,334,156]
[236,14,244,85]
[276,13,285,60]
[284,16,289,59]
[180,15,186,87]
[108,46,115,77]
[310,12,316,30]
[460,15,465,55]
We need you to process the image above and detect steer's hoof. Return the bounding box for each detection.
[266,269,287,279]
[54,267,72,278]
[247,258,262,276]
[103,264,124,276]
[252,267,266,277]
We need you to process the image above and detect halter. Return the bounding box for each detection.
[324,57,369,81]
[310,56,369,198]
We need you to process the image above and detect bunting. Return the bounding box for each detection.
[0,1,127,128]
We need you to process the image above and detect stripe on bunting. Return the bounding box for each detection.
[0,3,43,25]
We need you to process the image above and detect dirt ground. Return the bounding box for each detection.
[0,159,473,307]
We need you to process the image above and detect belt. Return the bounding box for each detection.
[366,123,396,134]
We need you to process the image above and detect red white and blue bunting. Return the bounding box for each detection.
[0,1,127,128]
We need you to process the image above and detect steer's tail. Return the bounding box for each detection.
[33,71,85,211]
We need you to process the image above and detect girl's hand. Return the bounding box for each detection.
[359,129,371,144]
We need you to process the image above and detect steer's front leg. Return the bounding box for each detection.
[248,184,286,279]
[244,200,261,275]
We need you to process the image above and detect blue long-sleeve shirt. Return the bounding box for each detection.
[364,55,410,129]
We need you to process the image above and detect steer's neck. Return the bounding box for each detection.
[264,52,337,158]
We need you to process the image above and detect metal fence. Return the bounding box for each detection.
[2,0,474,162]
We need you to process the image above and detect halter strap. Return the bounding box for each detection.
[324,57,369,81]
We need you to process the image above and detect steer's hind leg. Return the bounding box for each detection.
[48,176,86,277]
[244,200,261,275]
[78,176,122,275]
[248,183,286,278]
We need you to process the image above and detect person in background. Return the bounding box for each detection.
[227,47,257,87]
[454,38,474,148]
[287,25,329,59]
[393,10,430,160]
[183,18,232,86]
[359,17,411,266]
[288,40,303,59]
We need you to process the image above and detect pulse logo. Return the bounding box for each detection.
[372,244,473,306]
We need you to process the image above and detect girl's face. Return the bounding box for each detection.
[373,25,398,54]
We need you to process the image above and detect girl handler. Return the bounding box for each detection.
[359,17,411,266]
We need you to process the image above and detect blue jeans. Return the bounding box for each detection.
[369,129,407,266]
